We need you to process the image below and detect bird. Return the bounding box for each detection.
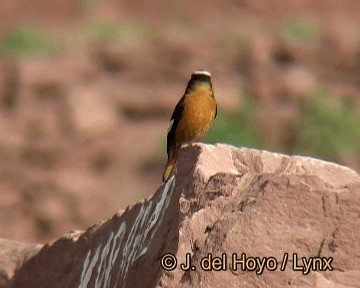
[163,69,217,182]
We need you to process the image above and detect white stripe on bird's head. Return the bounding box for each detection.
[192,69,211,77]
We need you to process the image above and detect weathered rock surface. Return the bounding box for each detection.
[159,144,360,288]
[0,239,41,287]
[3,144,360,288]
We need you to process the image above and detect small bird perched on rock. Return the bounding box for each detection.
[163,69,217,182]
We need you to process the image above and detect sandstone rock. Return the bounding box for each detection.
[280,65,318,101]
[8,177,180,288]
[323,16,359,71]
[4,144,360,288]
[0,239,41,287]
[67,85,118,138]
[159,144,360,287]
[248,33,278,103]
[0,59,20,112]
[21,51,97,93]
[253,104,298,152]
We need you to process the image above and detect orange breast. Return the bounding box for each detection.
[175,87,216,144]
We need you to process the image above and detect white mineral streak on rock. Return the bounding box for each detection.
[78,246,101,288]
[116,176,175,287]
[78,221,126,288]
[78,175,176,288]
[103,224,126,287]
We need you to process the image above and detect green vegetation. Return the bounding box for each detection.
[282,17,322,43]
[78,20,153,47]
[206,91,360,167]
[79,0,102,9]
[0,20,153,57]
[206,95,263,148]
[295,90,360,162]
[0,26,63,57]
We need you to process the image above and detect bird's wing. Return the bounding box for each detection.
[167,95,185,154]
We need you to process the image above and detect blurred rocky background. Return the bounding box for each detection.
[0,0,359,243]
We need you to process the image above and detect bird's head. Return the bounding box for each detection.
[191,69,211,80]
[185,69,213,93]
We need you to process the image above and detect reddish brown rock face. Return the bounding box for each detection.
[2,144,360,288]
[160,144,360,287]
[0,239,41,287]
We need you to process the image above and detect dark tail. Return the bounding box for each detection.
[163,149,178,182]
